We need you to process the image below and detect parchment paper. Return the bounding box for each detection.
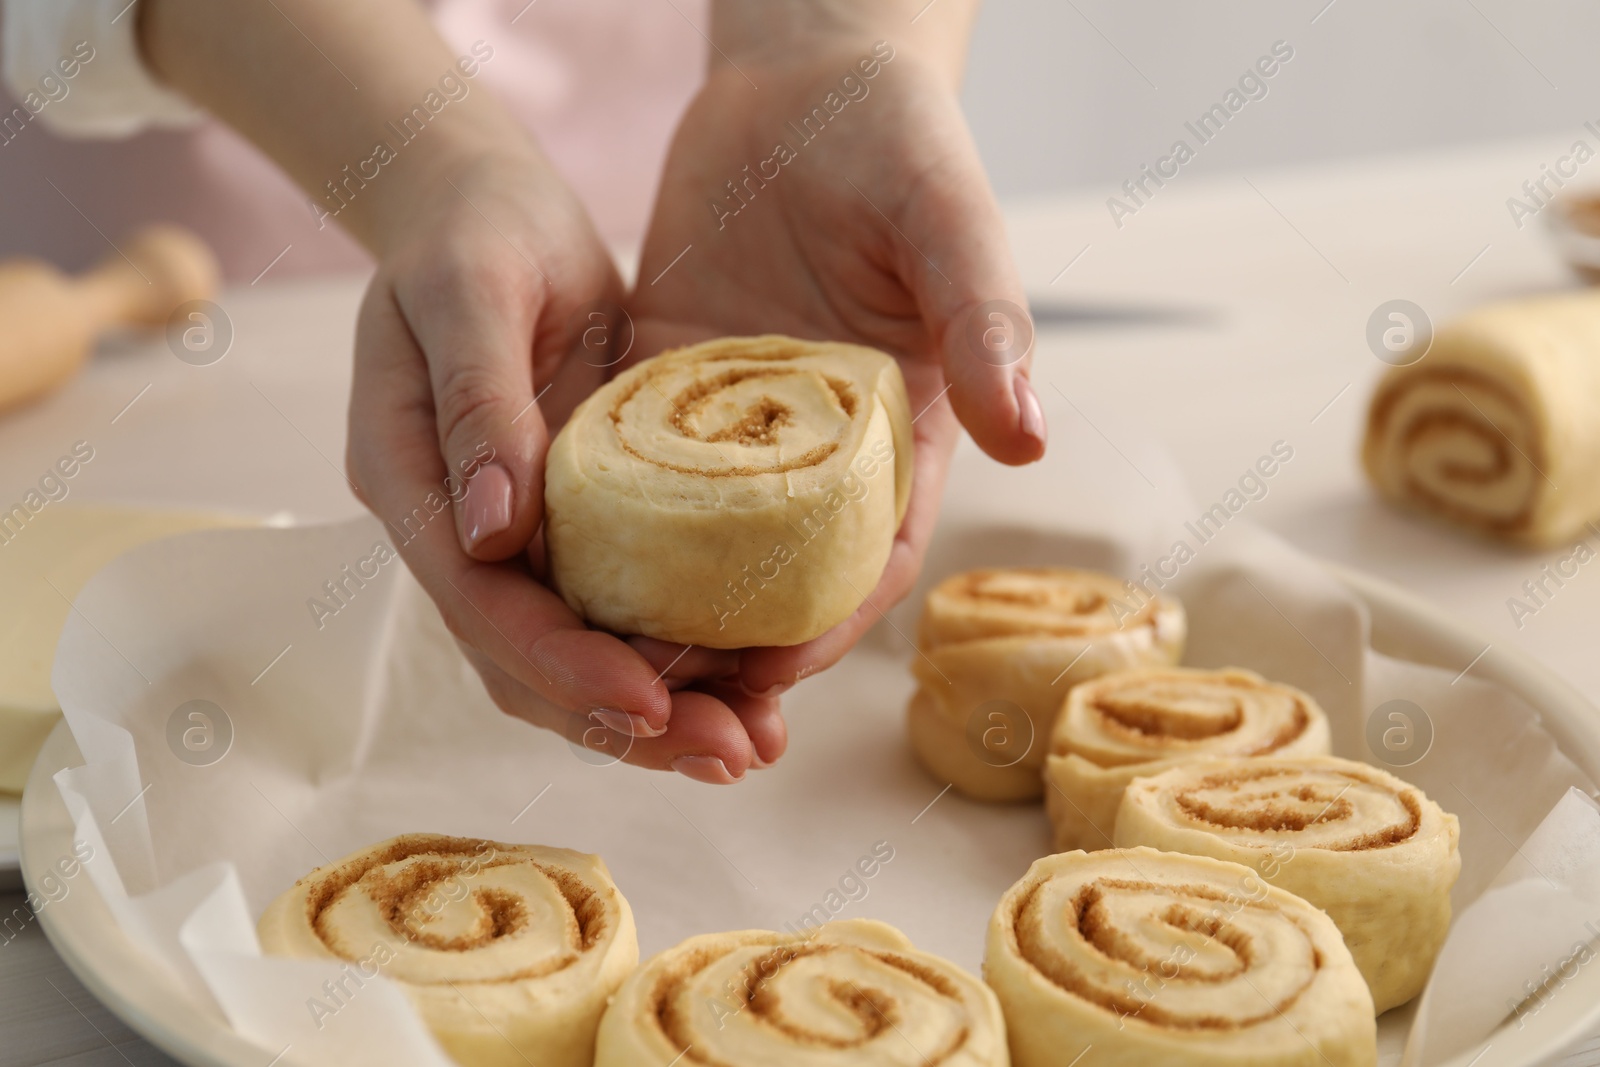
[47,407,1600,1066]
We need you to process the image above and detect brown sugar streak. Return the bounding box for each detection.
[943,569,1156,639]
[1090,680,1310,752]
[1172,767,1423,850]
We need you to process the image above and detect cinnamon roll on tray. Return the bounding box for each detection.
[907,567,1185,802]
[986,847,1377,1067]
[258,834,638,1067]
[1115,756,1460,1013]
[595,918,1007,1067]
[1363,289,1600,547]
[544,335,913,648]
[1043,667,1331,851]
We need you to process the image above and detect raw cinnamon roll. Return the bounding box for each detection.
[258,834,638,1067]
[545,335,913,648]
[1043,667,1330,851]
[986,847,1376,1067]
[1362,290,1600,546]
[1115,756,1461,1013]
[907,567,1185,802]
[594,918,1006,1066]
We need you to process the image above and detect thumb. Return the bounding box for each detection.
[397,255,547,562]
[900,150,1046,467]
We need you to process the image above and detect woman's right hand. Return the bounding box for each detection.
[345,146,786,784]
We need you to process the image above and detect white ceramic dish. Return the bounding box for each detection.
[19,565,1600,1067]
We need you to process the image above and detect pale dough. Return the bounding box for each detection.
[258,833,638,1067]
[985,847,1377,1067]
[1363,290,1600,546]
[907,568,1185,802]
[1042,667,1331,851]
[595,918,1006,1067]
[1115,756,1461,1013]
[544,335,912,649]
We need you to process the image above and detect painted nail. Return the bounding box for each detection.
[462,463,513,550]
[1014,375,1047,447]
[670,755,741,784]
[592,708,665,738]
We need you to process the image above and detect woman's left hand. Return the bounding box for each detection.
[626,25,1045,701]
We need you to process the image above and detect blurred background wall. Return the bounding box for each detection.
[2,0,1591,277]
[961,0,1593,200]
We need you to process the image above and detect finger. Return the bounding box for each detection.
[349,281,672,730]
[390,235,547,562]
[707,684,787,768]
[453,565,673,724]
[625,637,742,691]
[898,132,1045,467]
[474,657,760,781]
[608,689,761,779]
[737,396,960,695]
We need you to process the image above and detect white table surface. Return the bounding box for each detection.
[4,134,1600,1065]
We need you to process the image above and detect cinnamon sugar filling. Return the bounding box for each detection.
[1170,767,1423,850]
[1011,877,1318,1030]
[937,570,1158,640]
[651,940,971,1065]
[300,835,607,982]
[607,354,859,477]
[1089,683,1310,753]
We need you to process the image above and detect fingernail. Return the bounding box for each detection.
[1014,375,1047,447]
[670,755,741,784]
[462,463,513,550]
[592,708,665,738]
[743,680,792,699]
[749,752,774,770]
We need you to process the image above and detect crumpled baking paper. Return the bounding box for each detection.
[46,405,1600,1066]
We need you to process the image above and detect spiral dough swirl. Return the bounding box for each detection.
[1015,875,1317,1029]
[1127,760,1420,851]
[986,848,1376,1067]
[545,335,914,648]
[1360,290,1600,547]
[258,834,638,1067]
[907,568,1186,803]
[1114,757,1461,1013]
[1057,667,1328,767]
[1364,369,1543,538]
[594,919,1007,1067]
[920,567,1178,643]
[610,357,857,477]
[1042,668,1331,852]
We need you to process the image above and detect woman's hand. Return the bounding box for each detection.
[344,147,787,783]
[627,13,1045,700]
[141,0,784,781]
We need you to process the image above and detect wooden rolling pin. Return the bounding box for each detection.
[0,225,219,413]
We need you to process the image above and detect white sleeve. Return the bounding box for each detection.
[2,0,202,138]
